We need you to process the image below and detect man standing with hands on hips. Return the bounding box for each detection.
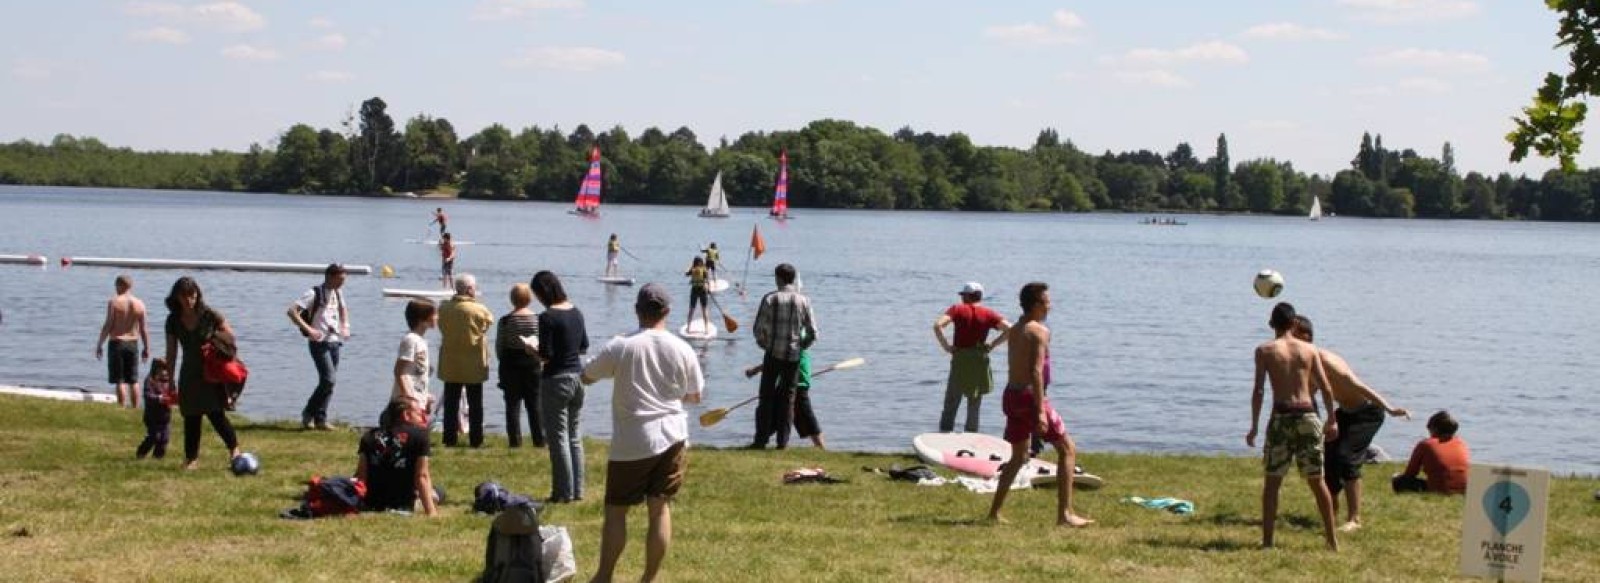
[933,281,1010,433]
[288,263,349,430]
[749,263,818,450]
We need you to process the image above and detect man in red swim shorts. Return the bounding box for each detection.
[986,282,1093,528]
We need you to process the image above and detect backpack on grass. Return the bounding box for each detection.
[483,502,547,583]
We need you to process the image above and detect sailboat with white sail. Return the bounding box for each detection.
[1309,196,1323,221]
[699,171,731,218]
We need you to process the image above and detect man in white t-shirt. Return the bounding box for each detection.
[287,263,350,430]
[581,283,703,583]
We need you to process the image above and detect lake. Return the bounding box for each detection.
[1,185,1595,474]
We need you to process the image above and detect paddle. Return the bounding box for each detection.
[708,291,738,333]
[698,357,864,427]
[619,246,644,262]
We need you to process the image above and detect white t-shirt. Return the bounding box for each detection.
[392,332,431,405]
[583,328,704,461]
[295,286,345,342]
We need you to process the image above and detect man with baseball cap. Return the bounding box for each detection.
[933,281,1011,432]
[582,283,704,582]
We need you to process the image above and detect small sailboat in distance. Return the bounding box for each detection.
[570,146,602,217]
[1309,195,1323,221]
[769,150,791,220]
[699,171,731,218]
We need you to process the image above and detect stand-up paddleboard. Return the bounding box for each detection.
[912,432,1104,489]
[597,276,635,286]
[677,318,719,341]
[382,288,455,299]
[405,239,475,245]
[0,385,116,404]
[708,278,731,293]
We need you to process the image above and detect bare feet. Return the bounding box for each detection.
[1058,514,1095,528]
[984,514,1010,525]
[182,459,199,471]
[1338,521,1362,533]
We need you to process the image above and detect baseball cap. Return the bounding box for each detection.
[959,282,983,296]
[636,283,671,313]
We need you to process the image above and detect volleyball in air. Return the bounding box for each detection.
[1253,270,1285,299]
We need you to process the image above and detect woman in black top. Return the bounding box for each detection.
[532,271,588,502]
[162,276,243,470]
[496,283,543,448]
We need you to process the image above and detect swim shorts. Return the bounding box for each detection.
[1001,383,1064,445]
[1264,412,1325,478]
[605,441,687,506]
[107,339,139,384]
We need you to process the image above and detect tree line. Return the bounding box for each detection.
[2,96,1597,221]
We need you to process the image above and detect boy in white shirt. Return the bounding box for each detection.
[392,299,438,417]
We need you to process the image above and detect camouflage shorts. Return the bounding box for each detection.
[1264,413,1325,478]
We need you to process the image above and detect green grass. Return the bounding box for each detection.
[1,395,1596,582]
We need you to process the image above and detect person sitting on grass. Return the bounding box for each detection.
[358,401,438,516]
[1392,411,1470,495]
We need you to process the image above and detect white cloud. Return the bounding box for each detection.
[309,33,347,51]
[1340,0,1479,25]
[504,46,625,71]
[1398,76,1452,93]
[11,58,53,80]
[471,0,584,21]
[129,26,190,44]
[1117,41,1248,66]
[220,44,280,61]
[1365,48,1489,72]
[309,17,334,28]
[984,9,1087,46]
[1246,120,1300,131]
[126,1,266,33]
[1114,69,1191,88]
[307,70,353,83]
[1241,22,1345,41]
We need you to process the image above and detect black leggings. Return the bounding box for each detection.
[183,410,239,461]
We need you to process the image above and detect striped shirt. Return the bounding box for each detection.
[753,284,818,362]
[496,311,540,369]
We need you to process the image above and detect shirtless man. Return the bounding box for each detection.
[987,282,1092,528]
[95,275,149,408]
[1247,302,1338,551]
[1291,315,1409,533]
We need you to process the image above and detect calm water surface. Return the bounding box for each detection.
[1,186,1595,474]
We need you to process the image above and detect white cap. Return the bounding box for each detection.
[960,282,983,296]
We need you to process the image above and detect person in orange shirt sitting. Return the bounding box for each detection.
[1393,411,1470,494]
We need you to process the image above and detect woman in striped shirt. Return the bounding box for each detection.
[496,284,544,448]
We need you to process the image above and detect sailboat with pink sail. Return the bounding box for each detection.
[769,150,791,220]
[570,146,602,217]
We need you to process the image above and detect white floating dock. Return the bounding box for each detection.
[0,385,117,404]
[62,257,372,275]
[0,254,47,266]
[382,288,455,299]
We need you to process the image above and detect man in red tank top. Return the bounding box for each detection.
[933,282,1011,433]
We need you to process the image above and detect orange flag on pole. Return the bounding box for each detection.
[750,225,767,260]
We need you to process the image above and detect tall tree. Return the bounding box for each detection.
[1210,133,1230,203]
[352,97,398,192]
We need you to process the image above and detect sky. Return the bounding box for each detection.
[2,0,1592,176]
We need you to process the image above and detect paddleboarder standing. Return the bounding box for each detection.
[684,257,712,333]
[439,233,456,289]
[933,282,1010,433]
[430,207,448,235]
[606,234,622,278]
[987,282,1092,528]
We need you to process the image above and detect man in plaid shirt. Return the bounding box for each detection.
[750,263,819,450]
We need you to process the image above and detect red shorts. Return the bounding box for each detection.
[1001,384,1065,445]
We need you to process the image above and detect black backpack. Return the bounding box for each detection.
[483,502,546,583]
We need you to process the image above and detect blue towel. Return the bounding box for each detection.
[1121,496,1195,515]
